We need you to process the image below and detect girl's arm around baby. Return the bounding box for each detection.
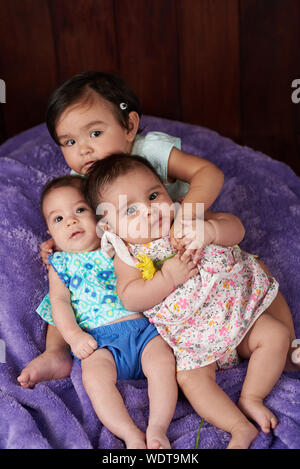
[168,147,224,214]
[114,253,198,312]
[49,267,97,359]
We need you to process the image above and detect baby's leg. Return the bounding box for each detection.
[141,335,178,449]
[81,348,146,449]
[177,364,258,449]
[258,260,300,371]
[17,324,73,388]
[237,313,290,433]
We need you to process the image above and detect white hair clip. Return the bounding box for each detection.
[120,102,128,110]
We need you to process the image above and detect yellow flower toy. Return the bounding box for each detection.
[136,253,156,280]
[135,252,177,280]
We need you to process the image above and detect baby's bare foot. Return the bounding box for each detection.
[17,348,73,388]
[227,421,258,449]
[146,425,171,449]
[238,396,278,434]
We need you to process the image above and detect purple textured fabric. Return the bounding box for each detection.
[0,115,299,449]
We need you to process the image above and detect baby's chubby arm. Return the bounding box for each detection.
[205,211,245,246]
[114,253,198,312]
[49,267,97,359]
[168,147,224,215]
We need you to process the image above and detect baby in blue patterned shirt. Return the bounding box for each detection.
[37,174,196,450]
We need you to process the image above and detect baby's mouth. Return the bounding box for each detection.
[83,161,95,172]
[70,230,84,239]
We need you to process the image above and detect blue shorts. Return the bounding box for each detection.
[77,317,158,380]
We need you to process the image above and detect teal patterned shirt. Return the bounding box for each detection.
[36,250,134,330]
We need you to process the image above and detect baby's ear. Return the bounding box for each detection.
[126,111,140,141]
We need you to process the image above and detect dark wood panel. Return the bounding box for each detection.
[0,0,299,176]
[178,0,240,138]
[49,0,118,84]
[0,0,56,138]
[115,0,180,120]
[240,0,300,137]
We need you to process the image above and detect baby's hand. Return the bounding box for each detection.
[169,215,201,258]
[171,218,216,264]
[69,330,98,360]
[161,253,198,288]
[40,238,55,269]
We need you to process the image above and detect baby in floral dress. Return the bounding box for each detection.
[122,237,278,372]
[85,153,290,449]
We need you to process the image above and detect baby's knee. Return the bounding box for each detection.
[143,337,176,371]
[267,320,290,353]
[176,363,216,389]
[156,346,176,375]
[81,353,117,392]
[176,370,190,388]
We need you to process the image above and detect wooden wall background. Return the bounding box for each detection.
[0,0,300,174]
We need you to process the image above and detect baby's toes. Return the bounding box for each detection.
[261,411,277,433]
[261,418,271,434]
[270,415,278,430]
[148,439,162,449]
[17,369,33,388]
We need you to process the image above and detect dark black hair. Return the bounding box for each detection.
[40,175,86,223]
[46,71,142,145]
[84,153,163,213]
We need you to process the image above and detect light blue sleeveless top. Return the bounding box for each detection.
[131,131,189,201]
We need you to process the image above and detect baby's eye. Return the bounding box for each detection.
[127,205,137,215]
[90,130,101,138]
[54,216,63,223]
[64,139,76,147]
[149,192,158,200]
[76,207,86,214]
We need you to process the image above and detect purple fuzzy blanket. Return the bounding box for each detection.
[0,115,299,449]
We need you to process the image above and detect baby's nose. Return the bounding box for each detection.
[147,203,160,218]
[79,140,92,155]
[66,216,78,226]
[142,203,152,217]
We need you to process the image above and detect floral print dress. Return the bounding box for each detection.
[128,237,279,371]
